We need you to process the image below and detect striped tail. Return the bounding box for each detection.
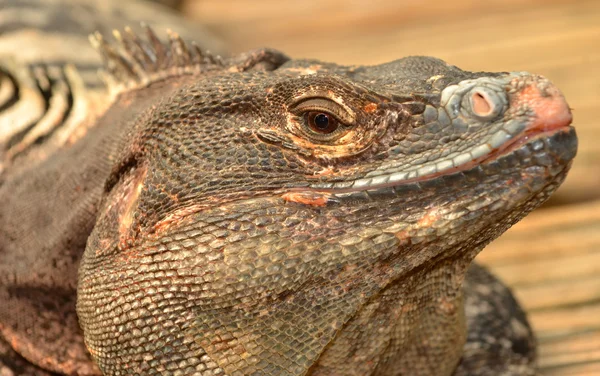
[0,0,225,175]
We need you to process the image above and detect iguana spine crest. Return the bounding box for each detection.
[89,24,223,95]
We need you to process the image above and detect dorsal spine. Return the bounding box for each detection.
[89,24,223,95]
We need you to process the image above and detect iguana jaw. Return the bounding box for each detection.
[301,126,575,196]
[302,73,576,196]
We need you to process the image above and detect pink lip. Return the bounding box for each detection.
[513,82,573,134]
[482,81,573,162]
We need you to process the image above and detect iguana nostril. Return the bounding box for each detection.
[471,91,492,117]
[466,86,505,120]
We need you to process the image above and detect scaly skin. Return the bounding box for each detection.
[75,40,574,374]
[0,6,576,376]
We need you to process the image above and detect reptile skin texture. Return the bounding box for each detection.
[0,1,577,375]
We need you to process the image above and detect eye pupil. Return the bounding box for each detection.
[314,113,330,129]
[307,112,338,134]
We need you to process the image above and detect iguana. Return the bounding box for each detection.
[0,0,577,375]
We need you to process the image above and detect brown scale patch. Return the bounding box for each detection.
[394,208,443,243]
[438,296,458,315]
[152,203,210,234]
[149,194,255,235]
[394,230,411,245]
[281,191,331,206]
[310,166,336,177]
[363,103,378,113]
[417,207,443,227]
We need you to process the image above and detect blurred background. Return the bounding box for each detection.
[169,1,600,374]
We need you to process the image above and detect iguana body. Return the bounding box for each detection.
[0,1,577,375]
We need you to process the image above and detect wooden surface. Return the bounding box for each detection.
[180,0,600,374]
[481,201,600,375]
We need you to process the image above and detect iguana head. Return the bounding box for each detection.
[77,29,576,375]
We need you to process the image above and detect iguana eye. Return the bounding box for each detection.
[290,97,355,140]
[292,98,355,125]
[307,111,339,134]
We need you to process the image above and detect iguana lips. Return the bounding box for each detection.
[305,127,575,197]
[513,81,572,134]
[304,78,575,195]
[480,79,574,162]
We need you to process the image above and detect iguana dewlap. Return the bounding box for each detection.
[0,1,577,375]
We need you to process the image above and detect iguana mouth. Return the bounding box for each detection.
[305,78,575,195]
[301,126,575,198]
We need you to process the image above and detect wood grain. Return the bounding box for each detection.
[479,201,600,374]
[181,0,600,373]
